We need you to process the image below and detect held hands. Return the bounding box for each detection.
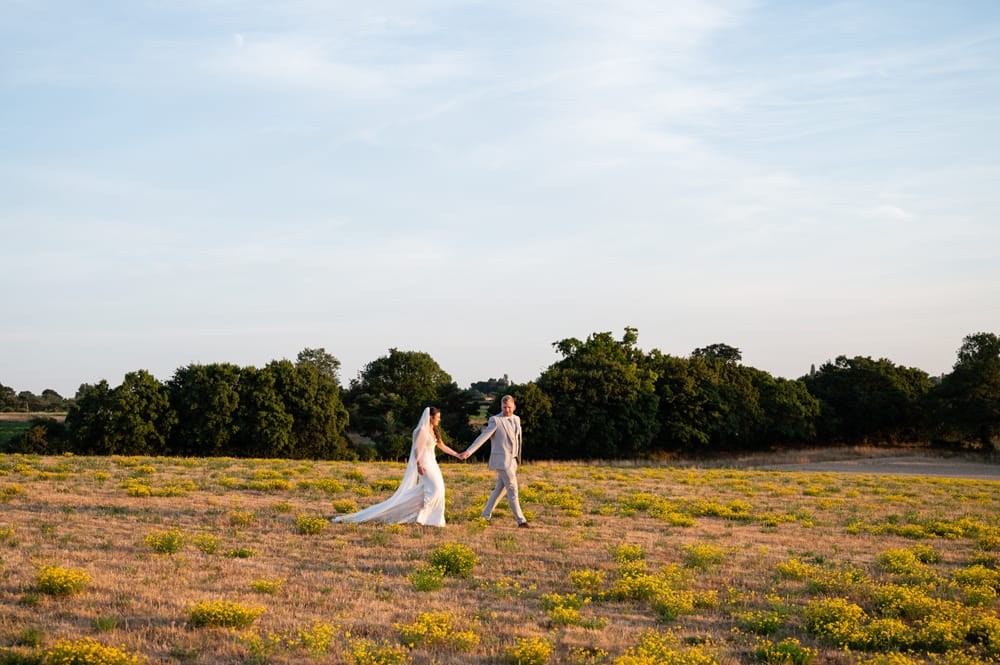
[458,451,471,460]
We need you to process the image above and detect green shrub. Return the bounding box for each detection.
[44,637,147,665]
[0,484,24,502]
[347,638,410,665]
[504,636,552,665]
[144,528,184,554]
[737,609,785,635]
[332,499,359,514]
[250,578,283,594]
[228,510,255,527]
[569,569,606,597]
[803,597,867,646]
[294,514,328,535]
[296,621,339,656]
[615,629,717,665]
[612,543,645,564]
[753,638,815,665]
[408,565,446,591]
[954,564,1000,591]
[683,543,727,569]
[428,543,477,577]
[652,589,696,622]
[36,565,90,596]
[186,600,263,628]
[396,611,479,651]
[191,533,220,554]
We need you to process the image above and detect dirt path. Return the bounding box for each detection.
[756,455,1000,481]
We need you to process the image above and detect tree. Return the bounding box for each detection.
[65,381,118,454]
[232,365,294,458]
[687,352,764,450]
[932,332,1000,448]
[691,343,743,363]
[0,382,17,410]
[296,347,342,384]
[266,351,350,459]
[345,349,458,459]
[803,356,931,444]
[535,328,659,459]
[470,375,511,398]
[65,372,174,455]
[111,370,175,455]
[434,381,483,446]
[167,363,242,456]
[643,352,713,452]
[745,368,819,446]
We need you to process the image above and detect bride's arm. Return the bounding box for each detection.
[436,439,460,458]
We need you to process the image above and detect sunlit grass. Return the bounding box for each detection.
[0,451,998,664]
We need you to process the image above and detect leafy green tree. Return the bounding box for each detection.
[803,356,931,444]
[643,352,713,452]
[66,381,123,453]
[111,370,175,455]
[65,372,174,455]
[691,343,743,363]
[745,368,819,446]
[470,375,511,398]
[434,381,483,446]
[65,381,116,454]
[932,332,1000,448]
[688,351,764,450]
[0,382,17,410]
[167,363,242,456]
[345,348,458,459]
[265,348,350,459]
[233,365,294,458]
[535,328,659,459]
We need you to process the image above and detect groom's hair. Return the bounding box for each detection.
[501,395,515,405]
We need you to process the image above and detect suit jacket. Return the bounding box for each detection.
[466,413,521,470]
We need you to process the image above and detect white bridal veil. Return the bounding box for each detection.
[333,407,437,524]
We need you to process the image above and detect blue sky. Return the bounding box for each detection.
[2,1,999,397]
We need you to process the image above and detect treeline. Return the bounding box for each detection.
[0,384,72,412]
[3,329,998,459]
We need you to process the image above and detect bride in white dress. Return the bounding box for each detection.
[334,407,460,526]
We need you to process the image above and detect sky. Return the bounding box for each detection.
[2,0,999,398]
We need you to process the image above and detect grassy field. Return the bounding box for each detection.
[1,452,998,665]
[0,421,31,447]
[0,414,66,449]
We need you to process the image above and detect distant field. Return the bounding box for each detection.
[0,413,66,446]
[0,453,998,664]
[0,420,31,446]
[0,412,66,421]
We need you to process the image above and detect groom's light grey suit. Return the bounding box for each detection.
[465,412,527,524]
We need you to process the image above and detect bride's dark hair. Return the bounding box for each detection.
[428,406,443,443]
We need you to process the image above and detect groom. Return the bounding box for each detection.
[459,394,529,528]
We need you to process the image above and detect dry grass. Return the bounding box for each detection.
[0,452,998,664]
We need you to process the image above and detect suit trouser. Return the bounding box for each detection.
[482,462,526,523]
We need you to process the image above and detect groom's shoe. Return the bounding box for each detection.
[518,521,530,529]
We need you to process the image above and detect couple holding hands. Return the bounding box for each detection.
[334,395,529,528]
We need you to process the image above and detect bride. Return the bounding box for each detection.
[334,407,460,526]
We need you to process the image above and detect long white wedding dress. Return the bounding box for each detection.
[334,407,446,526]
